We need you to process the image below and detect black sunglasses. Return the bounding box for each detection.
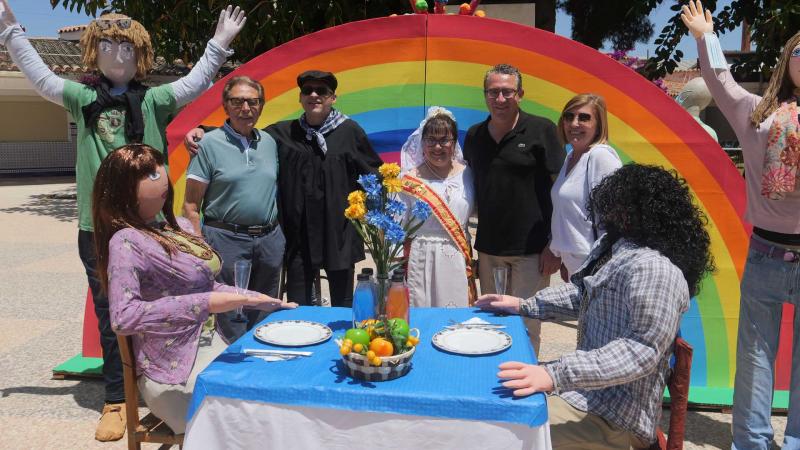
[562,111,593,123]
[300,85,333,97]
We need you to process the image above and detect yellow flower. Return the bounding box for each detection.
[344,203,366,220]
[347,190,366,206]
[383,177,402,193]
[378,163,401,179]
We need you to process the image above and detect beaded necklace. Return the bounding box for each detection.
[159,224,218,261]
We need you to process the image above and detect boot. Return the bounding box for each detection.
[95,402,126,441]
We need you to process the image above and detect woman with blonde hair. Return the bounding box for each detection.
[545,94,622,279]
[683,2,800,448]
[93,144,295,435]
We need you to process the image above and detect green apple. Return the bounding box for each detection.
[344,328,370,347]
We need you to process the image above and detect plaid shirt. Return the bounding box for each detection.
[521,237,689,444]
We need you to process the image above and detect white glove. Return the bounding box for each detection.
[0,0,20,44]
[212,5,246,50]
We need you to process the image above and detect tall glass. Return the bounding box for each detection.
[493,266,508,296]
[233,260,252,323]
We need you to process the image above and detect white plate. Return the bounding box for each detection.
[432,327,512,355]
[254,320,332,347]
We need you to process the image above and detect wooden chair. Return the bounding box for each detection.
[650,337,693,450]
[118,335,184,450]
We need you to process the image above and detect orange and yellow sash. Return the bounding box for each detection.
[401,174,478,305]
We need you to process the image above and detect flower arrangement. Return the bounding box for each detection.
[345,163,431,278]
[340,164,430,379]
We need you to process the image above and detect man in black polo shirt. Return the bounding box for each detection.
[463,63,564,355]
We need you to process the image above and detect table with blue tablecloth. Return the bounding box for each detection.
[183,306,551,449]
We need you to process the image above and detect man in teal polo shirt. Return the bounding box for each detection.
[184,76,283,341]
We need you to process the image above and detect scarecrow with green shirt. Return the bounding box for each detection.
[0,1,246,441]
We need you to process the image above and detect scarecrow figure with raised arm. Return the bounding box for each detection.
[0,0,246,441]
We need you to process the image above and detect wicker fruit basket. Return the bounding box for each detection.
[342,346,416,382]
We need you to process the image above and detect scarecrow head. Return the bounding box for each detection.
[80,13,154,85]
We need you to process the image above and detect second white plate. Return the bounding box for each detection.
[254,320,332,347]
[432,327,512,355]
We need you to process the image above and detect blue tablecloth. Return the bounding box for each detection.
[187,306,548,427]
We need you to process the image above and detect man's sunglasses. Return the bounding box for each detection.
[300,85,333,97]
[94,18,132,30]
[562,111,593,123]
[227,97,262,108]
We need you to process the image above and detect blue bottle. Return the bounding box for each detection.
[361,267,378,316]
[353,273,375,328]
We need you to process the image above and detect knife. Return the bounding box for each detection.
[243,348,313,357]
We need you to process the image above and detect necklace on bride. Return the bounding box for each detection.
[422,160,455,202]
[423,159,452,181]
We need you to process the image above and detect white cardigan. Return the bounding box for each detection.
[549,144,622,273]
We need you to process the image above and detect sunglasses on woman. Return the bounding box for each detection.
[562,111,593,123]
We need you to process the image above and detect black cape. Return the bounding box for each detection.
[265,119,382,271]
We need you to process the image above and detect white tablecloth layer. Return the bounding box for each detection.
[185,396,552,450]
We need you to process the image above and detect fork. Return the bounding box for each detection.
[446,319,506,329]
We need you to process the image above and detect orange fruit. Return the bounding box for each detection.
[369,338,394,357]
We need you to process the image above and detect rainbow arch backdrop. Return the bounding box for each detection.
[166,14,793,407]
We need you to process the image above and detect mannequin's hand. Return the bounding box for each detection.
[212,5,247,49]
[497,362,554,397]
[0,0,20,34]
[474,294,521,315]
[681,0,714,39]
[184,128,205,155]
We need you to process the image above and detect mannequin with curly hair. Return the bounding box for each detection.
[476,164,714,449]
[0,1,247,441]
[683,1,800,448]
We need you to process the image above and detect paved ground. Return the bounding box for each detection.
[0,177,788,449]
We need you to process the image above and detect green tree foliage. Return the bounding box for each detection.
[558,0,661,50]
[645,0,800,80]
[50,0,409,63]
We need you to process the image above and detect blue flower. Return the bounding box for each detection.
[385,222,406,244]
[357,173,382,197]
[411,200,431,221]
[385,198,406,217]
[365,211,391,230]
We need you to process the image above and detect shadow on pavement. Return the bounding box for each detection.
[0,187,77,222]
[0,380,106,413]
[662,409,732,448]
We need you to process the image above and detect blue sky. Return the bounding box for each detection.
[13,0,743,59]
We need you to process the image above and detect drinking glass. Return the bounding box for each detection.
[233,260,252,323]
[493,267,508,296]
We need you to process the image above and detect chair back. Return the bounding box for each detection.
[666,337,693,449]
[118,335,143,448]
[650,336,693,450]
[117,334,184,449]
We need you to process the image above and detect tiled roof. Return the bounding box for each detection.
[57,24,87,33]
[0,37,85,74]
[663,59,700,97]
[0,37,236,78]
